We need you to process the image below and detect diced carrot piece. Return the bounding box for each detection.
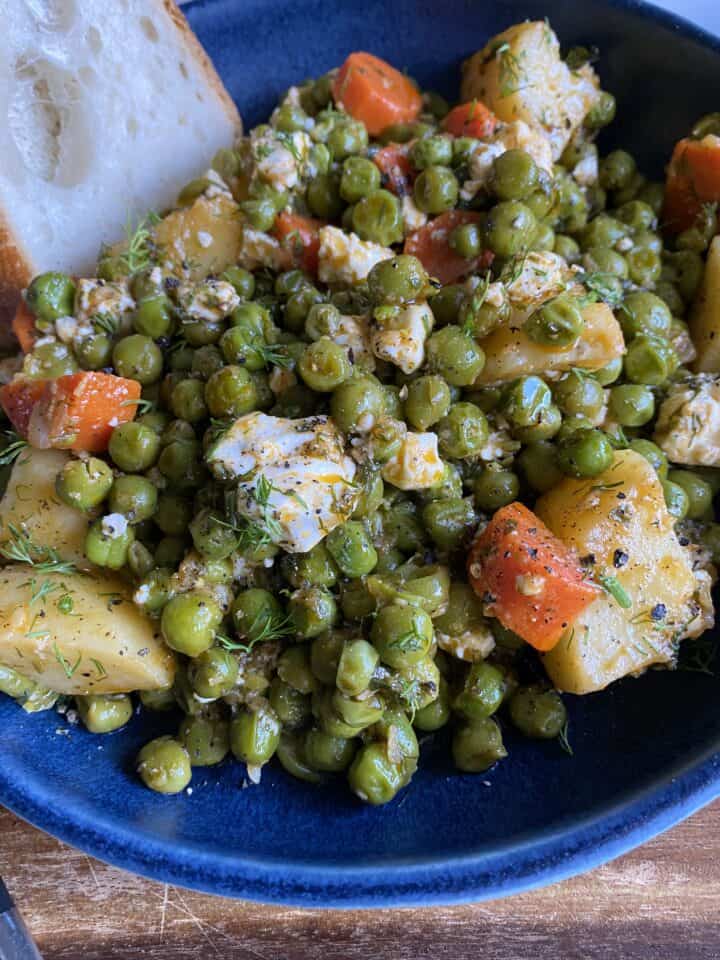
[442,101,497,140]
[333,52,422,137]
[373,143,415,196]
[0,373,141,453]
[0,380,47,437]
[12,300,37,354]
[468,502,599,652]
[663,135,720,233]
[273,211,326,275]
[403,210,493,285]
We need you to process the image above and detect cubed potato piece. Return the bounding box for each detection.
[475,301,624,385]
[0,566,175,695]
[461,20,600,159]
[690,236,720,373]
[154,193,243,280]
[535,450,705,693]
[653,375,720,467]
[0,448,90,570]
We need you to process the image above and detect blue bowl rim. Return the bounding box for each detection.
[2,0,720,908]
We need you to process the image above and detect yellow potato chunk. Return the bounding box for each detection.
[154,192,243,280]
[690,236,720,373]
[0,567,175,695]
[0,448,90,571]
[461,21,600,159]
[475,302,624,385]
[535,450,706,693]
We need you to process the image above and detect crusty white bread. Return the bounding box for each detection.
[0,0,241,319]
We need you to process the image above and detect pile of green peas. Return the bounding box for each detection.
[5,58,720,804]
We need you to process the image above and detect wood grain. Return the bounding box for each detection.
[2,802,719,960]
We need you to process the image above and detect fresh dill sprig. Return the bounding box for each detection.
[29,578,61,606]
[120,397,154,414]
[494,41,531,98]
[250,343,295,370]
[0,431,29,467]
[216,607,293,654]
[117,213,160,275]
[596,573,632,609]
[388,618,427,652]
[461,273,491,337]
[91,313,121,336]
[576,270,626,311]
[0,524,76,575]
[53,642,81,680]
[275,131,302,162]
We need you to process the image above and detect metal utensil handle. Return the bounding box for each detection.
[0,880,42,960]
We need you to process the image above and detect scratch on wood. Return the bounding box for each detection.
[159,884,169,940]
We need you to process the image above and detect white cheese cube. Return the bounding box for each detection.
[382,431,445,490]
[206,412,359,553]
[371,302,434,374]
[654,376,720,467]
[318,226,393,286]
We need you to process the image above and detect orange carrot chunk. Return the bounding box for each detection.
[0,372,141,453]
[333,52,422,137]
[12,300,37,354]
[663,135,720,234]
[404,210,493,285]
[273,211,326,275]
[373,143,415,196]
[442,101,497,140]
[467,502,599,652]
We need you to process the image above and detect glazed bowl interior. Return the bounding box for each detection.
[1,0,720,907]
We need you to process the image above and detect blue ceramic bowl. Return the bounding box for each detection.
[2,0,720,908]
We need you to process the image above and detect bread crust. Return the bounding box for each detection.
[0,206,31,322]
[161,0,243,138]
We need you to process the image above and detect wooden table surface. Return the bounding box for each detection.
[2,801,719,960]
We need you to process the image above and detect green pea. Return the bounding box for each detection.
[186,647,238,699]
[153,537,185,568]
[126,540,153,578]
[419,462,463,503]
[411,135,453,169]
[76,694,133,734]
[330,375,387,433]
[133,566,173,616]
[371,603,433,669]
[332,688,384,729]
[276,732,323,783]
[107,475,157,523]
[666,250,704,304]
[289,586,338,639]
[628,439,668,479]
[205,365,258,418]
[221,266,255,299]
[554,233,581,263]
[112,335,163,384]
[501,375,551,428]
[624,334,677,386]
[137,737,192,794]
[608,384,655,427]
[230,588,283,643]
[187,508,236,560]
[302,729,355,772]
[459,283,511,340]
[557,428,613,478]
[352,189,403,245]
[490,148,538,200]
[429,284,466,326]
[150,494,190,537]
[449,222,482,259]
[336,638,380,697]
[169,378,207,424]
[108,422,160,473]
[219,326,264,372]
[25,272,76,324]
[413,674,451,731]
[509,685,566,738]
[23,341,77,379]
[179,713,230,766]
[348,741,404,804]
[627,247,661,287]
[367,255,429,306]
[585,90,616,129]
[525,294,584,348]
[621,291,672,339]
[511,403,561,443]
[580,214,628,251]
[599,150,636,191]
[484,200,537,257]
[231,705,281,767]
[453,717,507,773]
[667,470,713,520]
[274,102,312,132]
[473,468,519,511]
[306,171,344,219]
[525,172,558,220]
[426,326,485,386]
[269,677,310,728]
[273,645,315,696]
[282,543,338,589]
[453,661,507,720]
[161,591,222,657]
[352,465,385,516]
[84,516,135,569]
[55,457,113,511]
[138,687,176,712]
[403,375,450,431]
[75,333,113,370]
[552,370,605,420]
[328,119,368,159]
[616,200,657,232]
[413,165,459,214]
[340,156,381,203]
[436,402,488,459]
[325,521,377,578]
[297,339,351,392]
[582,245,628,279]
[133,295,173,339]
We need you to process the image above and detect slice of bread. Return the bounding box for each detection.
[0,0,241,319]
